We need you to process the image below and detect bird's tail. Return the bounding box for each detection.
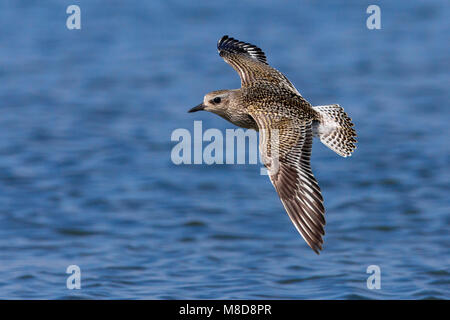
[313,104,357,157]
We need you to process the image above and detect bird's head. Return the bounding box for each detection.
[188,90,234,117]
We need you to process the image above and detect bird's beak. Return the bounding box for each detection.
[188,103,205,113]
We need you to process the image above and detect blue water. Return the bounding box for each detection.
[0,0,448,299]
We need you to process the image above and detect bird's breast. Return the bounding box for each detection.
[224,111,258,130]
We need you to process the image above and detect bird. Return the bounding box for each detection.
[189,35,357,254]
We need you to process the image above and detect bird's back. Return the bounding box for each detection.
[241,83,318,123]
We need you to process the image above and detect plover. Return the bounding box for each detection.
[189,36,357,254]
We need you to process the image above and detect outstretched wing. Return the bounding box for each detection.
[217,35,301,94]
[250,112,326,254]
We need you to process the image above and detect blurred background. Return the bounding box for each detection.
[0,0,448,299]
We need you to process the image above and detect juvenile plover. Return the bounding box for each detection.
[189,36,357,254]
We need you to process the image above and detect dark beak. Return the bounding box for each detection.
[188,103,205,113]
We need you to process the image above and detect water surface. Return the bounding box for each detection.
[0,0,448,299]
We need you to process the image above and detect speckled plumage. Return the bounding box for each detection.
[189,35,357,254]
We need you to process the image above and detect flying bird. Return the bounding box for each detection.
[189,35,357,254]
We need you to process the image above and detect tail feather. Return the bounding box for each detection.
[313,104,357,157]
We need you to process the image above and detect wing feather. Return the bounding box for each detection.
[250,113,326,254]
[217,35,301,95]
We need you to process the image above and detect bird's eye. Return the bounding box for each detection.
[213,97,221,104]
